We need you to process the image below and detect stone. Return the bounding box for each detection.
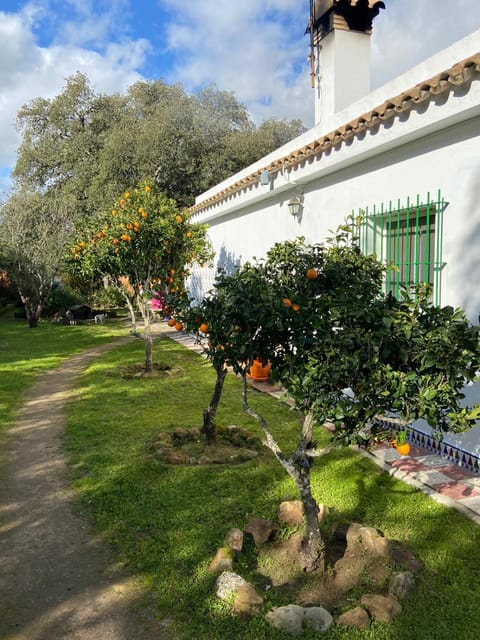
[245,517,277,547]
[333,552,368,592]
[187,427,201,440]
[278,500,304,525]
[304,606,333,633]
[172,427,190,442]
[233,583,263,615]
[337,607,370,630]
[208,546,233,573]
[389,571,416,600]
[225,528,244,553]
[154,439,173,449]
[359,526,389,557]
[345,522,363,550]
[155,432,173,444]
[266,605,305,636]
[388,542,424,572]
[165,451,187,465]
[361,594,402,623]
[216,572,246,600]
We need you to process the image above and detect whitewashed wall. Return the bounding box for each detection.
[190,30,480,453]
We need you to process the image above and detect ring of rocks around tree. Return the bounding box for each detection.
[146,425,262,465]
[208,501,422,635]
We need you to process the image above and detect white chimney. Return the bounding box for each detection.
[308,0,385,127]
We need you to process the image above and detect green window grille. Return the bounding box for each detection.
[356,191,446,305]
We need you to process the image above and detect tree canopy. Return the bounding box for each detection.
[0,190,71,327]
[171,225,480,573]
[65,179,212,371]
[14,73,305,214]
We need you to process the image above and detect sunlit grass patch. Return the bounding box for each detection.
[65,336,480,640]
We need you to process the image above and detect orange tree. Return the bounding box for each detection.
[172,227,480,574]
[169,262,274,445]
[66,179,212,371]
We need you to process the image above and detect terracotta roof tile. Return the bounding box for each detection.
[190,52,480,216]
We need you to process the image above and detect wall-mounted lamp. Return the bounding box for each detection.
[260,169,271,186]
[287,193,303,217]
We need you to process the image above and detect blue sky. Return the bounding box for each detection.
[1,0,479,189]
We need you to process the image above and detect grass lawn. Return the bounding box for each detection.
[64,335,480,640]
[0,315,126,440]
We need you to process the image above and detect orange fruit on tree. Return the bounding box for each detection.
[282,298,292,307]
[141,211,148,219]
[167,318,176,327]
[126,223,133,230]
[175,214,183,224]
[144,185,151,193]
[291,303,300,312]
[199,323,209,334]
[306,268,318,280]
[111,209,118,216]
[186,231,193,238]
[112,238,119,245]
[175,321,183,331]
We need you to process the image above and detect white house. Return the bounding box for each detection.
[189,0,480,469]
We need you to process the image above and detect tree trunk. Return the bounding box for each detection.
[113,280,137,333]
[240,381,327,573]
[202,363,227,445]
[296,469,326,573]
[125,296,137,334]
[28,315,39,328]
[144,331,153,373]
[137,297,153,373]
[143,310,153,373]
[20,294,41,328]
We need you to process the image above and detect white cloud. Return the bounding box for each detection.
[161,0,480,127]
[371,0,480,88]
[161,0,313,125]
[0,4,147,178]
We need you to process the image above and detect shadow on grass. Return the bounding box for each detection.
[61,337,480,640]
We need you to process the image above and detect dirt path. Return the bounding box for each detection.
[0,339,172,640]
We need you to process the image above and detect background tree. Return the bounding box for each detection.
[14,74,305,217]
[172,228,480,574]
[0,189,71,327]
[66,180,212,372]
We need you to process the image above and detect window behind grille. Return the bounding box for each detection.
[356,191,446,304]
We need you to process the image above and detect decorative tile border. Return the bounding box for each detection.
[375,418,480,475]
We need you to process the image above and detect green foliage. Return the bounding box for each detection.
[0,189,72,326]
[66,179,213,307]
[13,74,305,213]
[88,285,126,310]
[175,224,480,445]
[42,284,83,318]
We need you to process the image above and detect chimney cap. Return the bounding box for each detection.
[307,0,385,39]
